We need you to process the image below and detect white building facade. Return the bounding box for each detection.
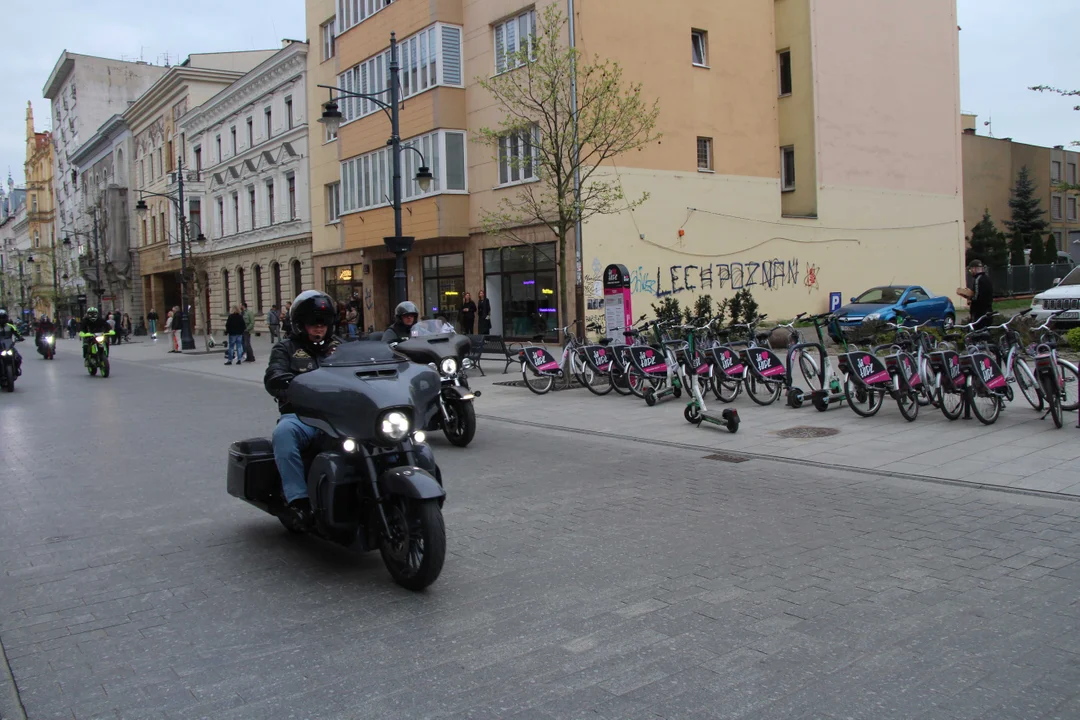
[177,41,312,336]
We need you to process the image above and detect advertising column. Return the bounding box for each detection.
[603,263,632,343]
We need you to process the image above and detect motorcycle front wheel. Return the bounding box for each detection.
[442,397,476,447]
[380,498,446,591]
[102,357,111,379]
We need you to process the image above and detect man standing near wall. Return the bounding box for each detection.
[242,302,256,363]
[957,260,994,329]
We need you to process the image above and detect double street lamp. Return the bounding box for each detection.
[318,31,434,311]
[134,156,206,351]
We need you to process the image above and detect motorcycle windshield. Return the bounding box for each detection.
[394,334,471,366]
[411,319,456,336]
[288,342,441,440]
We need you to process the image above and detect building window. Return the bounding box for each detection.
[337,0,395,34]
[498,126,539,186]
[222,269,231,309]
[691,30,708,67]
[266,180,276,224]
[341,129,466,214]
[1052,161,1062,183]
[337,23,463,124]
[286,97,294,130]
[237,267,246,306]
[482,243,558,340]
[253,264,264,313]
[321,18,336,61]
[291,259,303,296]
[151,215,157,246]
[271,262,282,308]
[216,135,222,162]
[324,265,363,311]
[778,50,792,96]
[781,146,796,192]
[167,140,174,172]
[1054,231,1063,251]
[31,194,37,212]
[157,149,163,177]
[249,186,257,229]
[149,154,155,179]
[1069,163,1078,185]
[247,118,253,147]
[231,127,237,155]
[264,108,272,140]
[1069,196,1077,222]
[494,9,536,74]
[287,174,297,219]
[1052,194,1063,220]
[217,197,225,237]
[142,219,148,247]
[422,253,465,325]
[327,182,341,223]
[189,197,202,239]
[194,146,202,178]
[232,193,240,234]
[697,137,713,171]
[34,231,40,248]
[161,211,167,243]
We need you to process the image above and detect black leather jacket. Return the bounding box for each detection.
[80,317,111,337]
[264,334,341,414]
[0,323,22,341]
[382,322,413,344]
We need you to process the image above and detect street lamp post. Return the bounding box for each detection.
[318,32,433,312]
[135,156,205,351]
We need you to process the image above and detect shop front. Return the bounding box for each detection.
[323,262,365,329]
[482,242,558,341]
[422,252,465,328]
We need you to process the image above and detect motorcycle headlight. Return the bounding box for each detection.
[1,350,10,356]
[342,438,358,453]
[95,335,105,343]
[378,411,411,442]
[412,430,427,444]
[440,357,458,375]
[46,336,54,344]
[462,357,474,369]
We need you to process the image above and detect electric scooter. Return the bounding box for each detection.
[678,320,739,433]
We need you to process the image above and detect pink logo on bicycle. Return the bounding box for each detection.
[861,356,872,366]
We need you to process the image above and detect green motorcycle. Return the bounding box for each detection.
[80,330,114,378]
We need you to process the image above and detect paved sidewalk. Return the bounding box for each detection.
[107,338,1080,499]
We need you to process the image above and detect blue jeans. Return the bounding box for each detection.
[226,334,243,361]
[347,323,357,338]
[148,319,157,336]
[273,414,322,504]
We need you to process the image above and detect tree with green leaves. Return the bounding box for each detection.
[966,209,1009,268]
[1045,233,1060,263]
[1008,233,1027,266]
[1004,166,1050,244]
[1029,234,1047,264]
[1030,84,1079,190]
[477,5,661,334]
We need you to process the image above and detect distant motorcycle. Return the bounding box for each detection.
[0,335,21,392]
[80,330,113,377]
[393,319,479,447]
[36,332,56,360]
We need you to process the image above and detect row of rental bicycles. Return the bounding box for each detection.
[516,308,1080,430]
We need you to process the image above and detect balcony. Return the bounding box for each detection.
[166,169,205,195]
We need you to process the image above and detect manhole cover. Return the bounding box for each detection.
[703,452,750,464]
[775,426,840,439]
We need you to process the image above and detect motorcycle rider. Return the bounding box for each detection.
[0,309,24,377]
[383,301,420,344]
[35,315,56,351]
[79,307,112,360]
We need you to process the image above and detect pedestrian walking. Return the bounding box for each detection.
[67,317,77,339]
[477,290,492,335]
[122,313,132,343]
[957,259,994,330]
[147,308,159,339]
[346,305,359,339]
[224,306,246,365]
[241,302,256,362]
[105,313,117,345]
[460,292,477,334]
[267,305,281,344]
[281,302,293,337]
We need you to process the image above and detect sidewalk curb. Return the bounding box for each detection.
[0,636,27,720]
[480,414,1080,504]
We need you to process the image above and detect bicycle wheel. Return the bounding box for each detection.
[571,348,589,387]
[522,365,554,395]
[1013,358,1043,411]
[919,356,939,408]
[896,390,919,422]
[582,362,613,396]
[798,353,822,392]
[969,390,1001,426]
[746,375,782,406]
[609,364,631,395]
[1058,359,1079,412]
[844,377,883,417]
[1047,389,1063,429]
[937,375,964,420]
[712,376,742,403]
[627,370,647,398]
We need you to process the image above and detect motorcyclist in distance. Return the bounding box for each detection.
[35,315,56,345]
[383,301,420,344]
[0,309,24,377]
[79,308,112,360]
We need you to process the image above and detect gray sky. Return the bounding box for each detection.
[0,0,1076,189]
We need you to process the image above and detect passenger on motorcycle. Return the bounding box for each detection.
[383,301,420,344]
[0,309,24,377]
[79,308,112,358]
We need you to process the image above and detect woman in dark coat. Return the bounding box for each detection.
[477,290,492,335]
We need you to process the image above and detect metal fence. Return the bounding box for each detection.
[989,263,1074,297]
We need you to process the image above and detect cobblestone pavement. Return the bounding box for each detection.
[1,340,1079,719]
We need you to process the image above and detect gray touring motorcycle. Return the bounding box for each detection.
[227,341,447,591]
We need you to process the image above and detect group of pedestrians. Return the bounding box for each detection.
[456,290,491,335]
[224,303,257,365]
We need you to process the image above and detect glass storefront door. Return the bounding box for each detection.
[422,253,465,327]
[483,243,558,340]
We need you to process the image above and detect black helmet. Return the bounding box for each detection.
[290,290,336,341]
[394,301,420,321]
[0,309,7,325]
[86,307,99,321]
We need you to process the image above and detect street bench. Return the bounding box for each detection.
[468,334,521,375]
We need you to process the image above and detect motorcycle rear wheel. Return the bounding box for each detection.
[380,498,445,591]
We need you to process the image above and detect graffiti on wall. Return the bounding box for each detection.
[623,258,810,298]
[364,286,374,311]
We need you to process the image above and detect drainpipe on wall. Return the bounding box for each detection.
[568,0,585,332]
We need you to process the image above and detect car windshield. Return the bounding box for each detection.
[853,287,906,304]
[411,319,456,337]
[1059,267,1080,286]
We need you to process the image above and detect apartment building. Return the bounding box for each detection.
[309,0,965,334]
[177,41,313,335]
[962,114,1080,263]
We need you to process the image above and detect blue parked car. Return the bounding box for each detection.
[833,285,955,337]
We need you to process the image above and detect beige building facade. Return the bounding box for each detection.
[962,114,1080,263]
[309,0,965,336]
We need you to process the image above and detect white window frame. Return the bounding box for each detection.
[337,23,462,126]
[339,129,467,215]
[781,146,796,192]
[493,9,536,75]
[697,137,713,172]
[336,0,395,34]
[321,18,336,61]
[497,125,541,188]
[327,182,341,223]
[691,30,708,68]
